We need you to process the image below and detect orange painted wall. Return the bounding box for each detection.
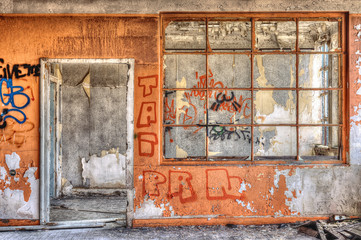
[0,14,159,225]
[0,14,359,227]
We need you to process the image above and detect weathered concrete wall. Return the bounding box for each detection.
[0,0,361,14]
[0,10,360,228]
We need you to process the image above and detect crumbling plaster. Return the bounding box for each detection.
[1,0,361,14]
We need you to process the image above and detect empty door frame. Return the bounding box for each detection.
[40,58,135,227]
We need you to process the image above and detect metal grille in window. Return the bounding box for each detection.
[161,14,346,163]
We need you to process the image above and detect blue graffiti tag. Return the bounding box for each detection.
[0,78,29,126]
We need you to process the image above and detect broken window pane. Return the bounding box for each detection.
[254,126,297,159]
[299,90,341,124]
[299,54,341,88]
[254,90,296,124]
[208,126,251,159]
[255,21,296,51]
[208,21,251,51]
[208,90,251,124]
[208,54,251,88]
[299,20,340,52]
[299,126,340,160]
[253,55,296,88]
[164,54,206,89]
[163,90,206,125]
[164,126,206,158]
[165,21,206,51]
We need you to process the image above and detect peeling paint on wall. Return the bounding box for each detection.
[82,149,126,188]
[0,153,39,219]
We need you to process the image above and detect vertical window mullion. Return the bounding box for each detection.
[296,17,300,161]
[251,18,255,161]
[205,18,209,161]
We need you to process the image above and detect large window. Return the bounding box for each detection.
[161,13,347,164]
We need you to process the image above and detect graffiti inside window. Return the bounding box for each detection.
[162,15,345,162]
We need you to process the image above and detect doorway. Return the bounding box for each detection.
[40,59,134,227]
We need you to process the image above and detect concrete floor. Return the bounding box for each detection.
[0,224,316,240]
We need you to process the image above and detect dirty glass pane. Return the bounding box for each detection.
[208,54,251,88]
[299,21,340,52]
[164,126,206,158]
[253,55,296,88]
[208,90,251,124]
[163,90,206,125]
[208,126,251,160]
[299,126,340,160]
[164,54,206,89]
[165,21,206,51]
[299,54,341,88]
[254,90,296,124]
[255,21,296,51]
[254,126,297,159]
[299,90,341,124]
[208,21,251,51]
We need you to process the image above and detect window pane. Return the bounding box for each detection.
[254,90,296,124]
[164,54,206,89]
[164,126,206,158]
[253,55,296,88]
[254,126,297,159]
[208,54,251,88]
[299,21,340,52]
[208,90,251,124]
[208,126,251,159]
[165,21,206,51]
[299,90,341,124]
[299,126,340,160]
[164,90,206,125]
[255,21,296,51]
[208,21,251,52]
[299,54,341,88]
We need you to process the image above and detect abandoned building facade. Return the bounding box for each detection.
[0,0,360,229]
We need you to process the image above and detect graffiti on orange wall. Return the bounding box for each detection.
[0,120,35,147]
[138,75,158,97]
[0,78,32,129]
[168,170,197,204]
[206,169,245,201]
[143,171,167,197]
[0,59,40,79]
[138,132,158,157]
[142,170,197,204]
[137,75,159,157]
[137,102,157,128]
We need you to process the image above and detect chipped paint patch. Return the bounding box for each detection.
[235,199,257,213]
[355,24,361,41]
[0,167,39,219]
[274,169,290,189]
[5,152,20,171]
[81,151,126,188]
[134,199,174,219]
[239,181,251,194]
[350,121,361,165]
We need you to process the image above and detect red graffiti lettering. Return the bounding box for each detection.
[137,102,156,128]
[164,98,176,124]
[168,170,197,204]
[138,132,158,157]
[206,169,245,200]
[143,171,166,197]
[138,75,158,97]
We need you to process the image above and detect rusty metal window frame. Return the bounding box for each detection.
[160,12,348,165]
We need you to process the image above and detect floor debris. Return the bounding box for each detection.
[298,216,361,240]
